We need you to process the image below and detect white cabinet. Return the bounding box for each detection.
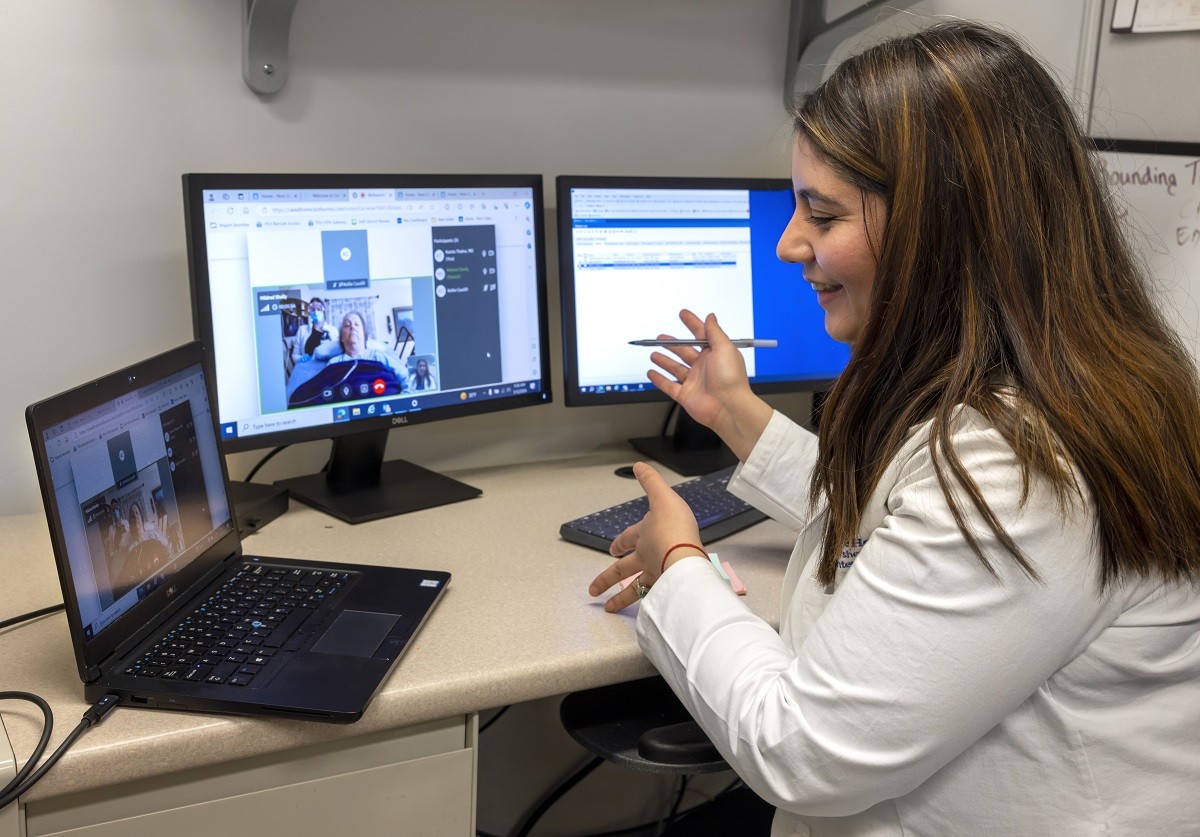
[11,716,477,837]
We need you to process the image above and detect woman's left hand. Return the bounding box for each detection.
[588,462,707,613]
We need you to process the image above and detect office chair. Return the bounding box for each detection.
[559,675,729,775]
[558,676,774,835]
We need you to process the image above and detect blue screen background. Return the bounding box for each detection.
[747,189,850,385]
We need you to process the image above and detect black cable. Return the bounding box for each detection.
[0,719,88,810]
[511,755,603,837]
[478,705,510,734]
[0,693,52,800]
[660,402,678,437]
[586,773,746,837]
[0,604,65,632]
[659,775,689,835]
[714,775,744,797]
[498,763,744,837]
[591,820,670,837]
[0,693,119,809]
[243,445,290,483]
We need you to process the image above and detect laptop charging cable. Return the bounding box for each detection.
[0,692,120,809]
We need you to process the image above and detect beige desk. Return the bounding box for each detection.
[0,450,792,836]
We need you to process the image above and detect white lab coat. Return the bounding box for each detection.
[637,409,1200,836]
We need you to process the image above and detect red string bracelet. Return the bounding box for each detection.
[661,543,708,576]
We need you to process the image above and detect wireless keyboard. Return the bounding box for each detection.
[559,465,767,552]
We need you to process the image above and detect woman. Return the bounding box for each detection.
[125,502,168,548]
[327,311,406,379]
[589,21,1200,835]
[292,297,339,363]
[118,501,171,583]
[407,357,437,391]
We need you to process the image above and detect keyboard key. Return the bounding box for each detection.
[183,666,212,682]
[263,608,309,648]
[205,661,239,684]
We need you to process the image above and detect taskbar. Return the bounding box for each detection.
[220,379,544,439]
[577,381,656,395]
[332,378,543,423]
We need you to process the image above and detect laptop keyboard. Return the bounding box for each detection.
[559,465,768,552]
[122,564,353,687]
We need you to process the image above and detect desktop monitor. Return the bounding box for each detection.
[183,173,552,523]
[557,175,849,474]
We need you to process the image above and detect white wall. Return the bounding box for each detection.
[4,2,1192,517]
[1091,0,1200,141]
[0,0,807,516]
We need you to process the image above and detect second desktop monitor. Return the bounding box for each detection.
[557,175,849,473]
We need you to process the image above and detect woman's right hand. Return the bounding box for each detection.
[588,462,706,614]
[648,310,773,461]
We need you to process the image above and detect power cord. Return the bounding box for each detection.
[0,693,120,809]
[660,775,689,835]
[478,705,510,734]
[660,402,678,437]
[0,605,65,632]
[244,445,290,483]
[512,755,604,837]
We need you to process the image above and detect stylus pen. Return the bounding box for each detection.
[628,338,779,349]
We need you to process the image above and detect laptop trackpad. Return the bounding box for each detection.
[310,610,398,657]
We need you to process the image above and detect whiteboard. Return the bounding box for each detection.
[1092,139,1200,366]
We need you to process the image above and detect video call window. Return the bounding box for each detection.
[43,366,230,641]
[81,461,182,608]
[192,182,544,444]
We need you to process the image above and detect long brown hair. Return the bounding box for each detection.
[793,21,1200,588]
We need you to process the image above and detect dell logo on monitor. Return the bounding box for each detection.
[392,416,409,425]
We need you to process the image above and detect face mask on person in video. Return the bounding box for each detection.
[310,310,324,326]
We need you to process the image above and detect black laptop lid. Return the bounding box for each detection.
[27,342,242,680]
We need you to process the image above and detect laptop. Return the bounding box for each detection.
[26,341,450,723]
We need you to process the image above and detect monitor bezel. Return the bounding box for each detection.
[183,172,554,454]
[556,174,841,408]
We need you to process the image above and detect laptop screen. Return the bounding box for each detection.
[38,361,233,642]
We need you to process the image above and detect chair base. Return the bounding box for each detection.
[560,676,731,775]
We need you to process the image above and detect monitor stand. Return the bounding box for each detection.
[629,407,737,477]
[274,429,481,524]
